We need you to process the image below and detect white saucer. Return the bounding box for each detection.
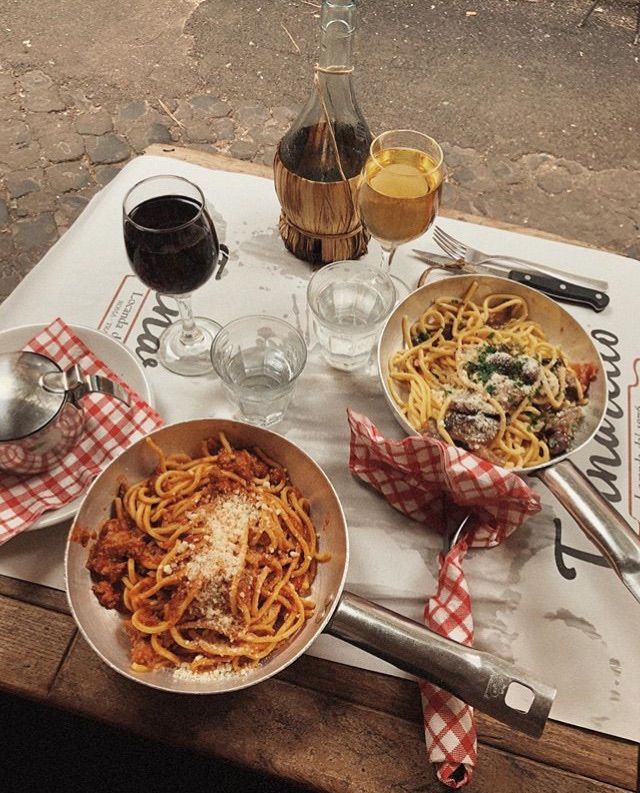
[0,323,154,531]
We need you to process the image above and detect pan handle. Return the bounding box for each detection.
[536,459,640,604]
[326,590,555,738]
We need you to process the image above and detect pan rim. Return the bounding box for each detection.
[64,417,350,694]
[376,273,606,474]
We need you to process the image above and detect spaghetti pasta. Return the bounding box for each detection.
[388,280,597,469]
[83,434,328,677]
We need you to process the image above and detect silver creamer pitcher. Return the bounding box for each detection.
[0,351,129,475]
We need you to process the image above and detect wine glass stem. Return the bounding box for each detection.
[380,246,397,270]
[173,294,203,345]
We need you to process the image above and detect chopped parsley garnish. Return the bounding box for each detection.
[465,344,499,384]
[466,344,534,394]
[411,330,431,345]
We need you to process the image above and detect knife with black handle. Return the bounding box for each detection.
[411,251,610,312]
[506,270,609,312]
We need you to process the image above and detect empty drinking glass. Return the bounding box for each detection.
[210,315,307,427]
[307,260,397,371]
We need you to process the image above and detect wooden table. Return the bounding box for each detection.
[1,148,637,793]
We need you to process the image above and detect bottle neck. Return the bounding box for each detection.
[318,29,354,70]
[276,0,370,182]
[318,0,357,69]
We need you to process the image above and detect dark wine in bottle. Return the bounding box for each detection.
[274,0,372,265]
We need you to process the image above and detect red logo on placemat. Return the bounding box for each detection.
[98,275,151,344]
[99,276,181,369]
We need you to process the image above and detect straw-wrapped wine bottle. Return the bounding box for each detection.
[274,0,372,265]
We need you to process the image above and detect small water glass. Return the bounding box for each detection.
[211,315,307,427]
[307,260,397,371]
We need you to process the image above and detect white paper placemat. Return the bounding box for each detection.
[0,154,638,740]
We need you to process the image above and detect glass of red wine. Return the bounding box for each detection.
[123,175,222,376]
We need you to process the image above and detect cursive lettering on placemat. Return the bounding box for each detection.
[99,274,151,345]
[99,277,181,368]
[552,328,627,579]
[134,294,179,368]
[554,517,609,580]
[628,359,640,524]
[587,329,623,504]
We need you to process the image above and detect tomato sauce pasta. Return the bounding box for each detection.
[82,434,329,678]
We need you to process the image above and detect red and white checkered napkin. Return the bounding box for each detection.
[347,409,541,788]
[0,318,164,543]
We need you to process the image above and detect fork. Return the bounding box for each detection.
[432,226,609,292]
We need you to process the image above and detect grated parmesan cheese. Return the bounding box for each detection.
[181,493,261,628]
[484,372,533,408]
[173,662,250,681]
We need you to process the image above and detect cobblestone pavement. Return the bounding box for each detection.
[0,76,303,301]
[1,0,640,302]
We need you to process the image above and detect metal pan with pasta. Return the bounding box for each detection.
[66,418,556,735]
[387,280,597,469]
[75,434,328,680]
[379,275,640,605]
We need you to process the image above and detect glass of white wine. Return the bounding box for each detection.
[358,129,445,270]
